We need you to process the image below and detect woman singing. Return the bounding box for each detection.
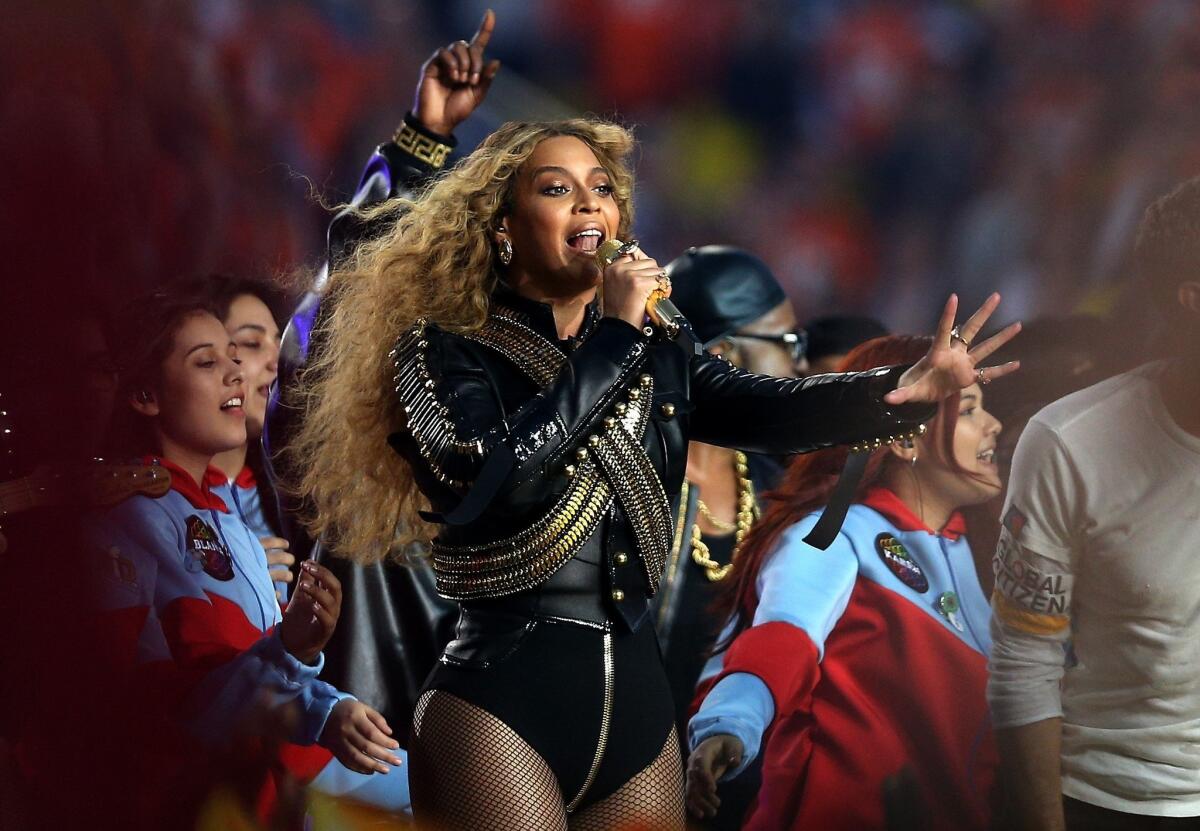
[687,335,1006,831]
[293,114,1019,829]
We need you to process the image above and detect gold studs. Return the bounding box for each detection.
[611,589,625,602]
[587,434,601,447]
[628,389,641,401]
[614,552,629,566]
[564,464,577,478]
[575,447,588,462]
[604,416,617,430]
[660,403,676,418]
[614,402,627,416]
[639,374,653,388]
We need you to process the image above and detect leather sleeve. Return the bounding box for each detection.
[390,317,649,500]
[688,355,936,454]
[327,114,456,267]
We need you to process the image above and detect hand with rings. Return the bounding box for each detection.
[601,242,669,330]
[885,292,1021,407]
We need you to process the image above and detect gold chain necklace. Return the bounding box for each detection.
[691,451,757,582]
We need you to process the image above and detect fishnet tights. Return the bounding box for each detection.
[409,691,685,831]
[569,726,686,831]
[409,690,568,830]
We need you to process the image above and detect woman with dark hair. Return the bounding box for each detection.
[198,274,295,601]
[92,292,408,825]
[687,335,1005,831]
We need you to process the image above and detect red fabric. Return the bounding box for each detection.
[727,580,995,831]
[861,486,966,540]
[277,742,335,784]
[693,622,820,720]
[160,591,269,670]
[143,455,230,512]
[234,465,257,489]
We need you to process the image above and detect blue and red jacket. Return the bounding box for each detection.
[220,464,289,602]
[690,487,997,831]
[87,457,341,795]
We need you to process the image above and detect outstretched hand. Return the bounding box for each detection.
[686,734,745,820]
[885,293,1021,407]
[413,9,501,136]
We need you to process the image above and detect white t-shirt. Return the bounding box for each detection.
[988,361,1200,817]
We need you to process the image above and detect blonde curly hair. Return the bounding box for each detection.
[291,119,637,563]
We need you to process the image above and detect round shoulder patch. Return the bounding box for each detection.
[185,515,235,581]
[875,533,928,593]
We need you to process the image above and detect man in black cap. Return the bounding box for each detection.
[654,245,804,830]
[667,245,810,379]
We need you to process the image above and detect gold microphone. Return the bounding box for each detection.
[595,238,698,348]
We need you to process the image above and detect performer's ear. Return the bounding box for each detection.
[130,389,159,417]
[888,435,918,466]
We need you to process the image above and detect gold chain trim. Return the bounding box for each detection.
[566,630,614,813]
[431,465,612,599]
[588,374,673,592]
[391,320,483,489]
[462,305,565,387]
[393,122,453,169]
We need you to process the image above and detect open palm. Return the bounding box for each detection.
[886,293,1021,406]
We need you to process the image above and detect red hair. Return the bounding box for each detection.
[715,334,977,645]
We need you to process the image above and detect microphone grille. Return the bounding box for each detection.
[595,238,626,267]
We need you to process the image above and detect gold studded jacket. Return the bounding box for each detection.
[387,285,935,634]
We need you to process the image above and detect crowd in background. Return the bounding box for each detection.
[6,0,1200,333]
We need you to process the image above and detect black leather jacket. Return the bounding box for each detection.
[390,285,934,661]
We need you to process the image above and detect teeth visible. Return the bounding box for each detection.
[222,397,243,409]
[977,450,994,461]
[569,229,602,240]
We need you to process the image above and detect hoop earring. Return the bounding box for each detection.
[498,238,513,266]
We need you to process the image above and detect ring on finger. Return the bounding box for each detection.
[977,367,990,385]
[949,325,971,349]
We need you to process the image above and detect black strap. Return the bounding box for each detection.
[802,451,869,550]
[418,444,516,526]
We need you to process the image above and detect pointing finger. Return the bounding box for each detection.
[470,8,495,50]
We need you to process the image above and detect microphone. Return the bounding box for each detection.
[596,239,700,350]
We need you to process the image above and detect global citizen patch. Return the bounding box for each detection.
[1003,505,1027,538]
[875,533,929,593]
[185,515,235,581]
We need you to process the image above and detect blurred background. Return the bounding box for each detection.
[1,3,1196,826]
[6,0,1200,337]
